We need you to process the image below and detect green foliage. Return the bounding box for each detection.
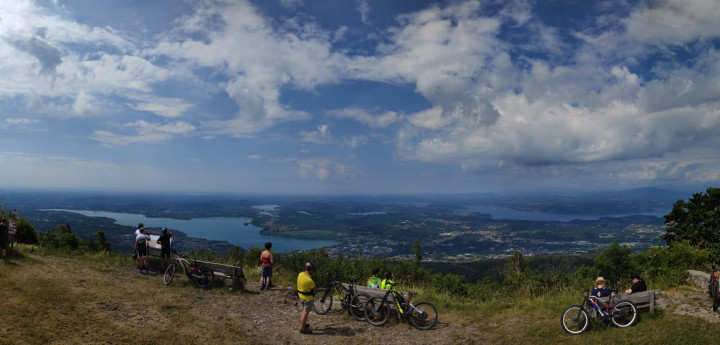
[16,218,38,244]
[38,224,112,254]
[663,187,720,258]
[594,239,635,285]
[243,246,263,267]
[633,241,709,288]
[502,250,530,283]
[412,240,422,266]
[226,246,245,265]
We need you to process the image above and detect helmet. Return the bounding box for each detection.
[305,262,316,272]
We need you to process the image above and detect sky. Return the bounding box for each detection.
[0,0,719,195]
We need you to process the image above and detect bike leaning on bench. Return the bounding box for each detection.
[364,282,438,330]
[561,288,638,335]
[163,250,214,289]
[313,276,371,321]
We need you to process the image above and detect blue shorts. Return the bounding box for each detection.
[262,266,273,278]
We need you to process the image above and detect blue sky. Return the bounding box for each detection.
[1,0,719,194]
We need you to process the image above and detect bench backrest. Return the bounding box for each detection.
[344,284,396,302]
[195,260,244,278]
[598,289,659,311]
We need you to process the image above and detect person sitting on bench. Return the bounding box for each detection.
[625,273,647,294]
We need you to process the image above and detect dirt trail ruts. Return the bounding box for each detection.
[214,280,483,345]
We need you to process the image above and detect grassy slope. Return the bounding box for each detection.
[2,246,720,345]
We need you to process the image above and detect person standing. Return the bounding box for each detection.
[135,227,150,274]
[626,273,647,294]
[0,219,8,261]
[157,228,173,270]
[260,242,274,290]
[297,262,316,335]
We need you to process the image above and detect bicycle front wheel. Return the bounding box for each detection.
[313,288,332,314]
[163,263,176,285]
[561,305,589,335]
[349,293,371,321]
[365,297,390,326]
[610,301,637,328]
[192,267,214,289]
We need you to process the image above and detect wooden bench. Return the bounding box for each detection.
[195,260,246,290]
[342,284,398,302]
[596,289,660,314]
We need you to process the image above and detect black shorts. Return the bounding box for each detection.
[160,248,171,259]
[137,244,148,256]
[0,233,7,249]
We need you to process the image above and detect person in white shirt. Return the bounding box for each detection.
[134,226,149,274]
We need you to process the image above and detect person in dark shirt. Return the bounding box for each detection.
[626,273,647,294]
[0,219,8,261]
[157,228,173,270]
[592,277,612,297]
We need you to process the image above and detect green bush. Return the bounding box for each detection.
[16,218,38,244]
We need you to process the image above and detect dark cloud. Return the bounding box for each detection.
[11,29,62,75]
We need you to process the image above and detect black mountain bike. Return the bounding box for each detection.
[710,265,719,312]
[364,282,438,330]
[313,276,371,321]
[163,250,214,289]
[561,288,637,335]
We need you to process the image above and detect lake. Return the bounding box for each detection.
[44,209,337,252]
[456,205,666,222]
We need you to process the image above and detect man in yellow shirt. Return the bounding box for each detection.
[297,262,316,334]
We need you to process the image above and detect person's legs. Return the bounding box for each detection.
[299,300,313,333]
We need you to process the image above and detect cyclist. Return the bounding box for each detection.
[0,219,8,261]
[380,271,396,291]
[260,242,274,290]
[135,227,150,274]
[625,273,647,294]
[297,262,316,335]
[592,277,612,297]
[367,267,381,288]
[157,228,173,270]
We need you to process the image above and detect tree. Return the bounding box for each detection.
[663,187,720,255]
[15,218,38,244]
[502,250,530,283]
[412,240,422,266]
[594,240,634,285]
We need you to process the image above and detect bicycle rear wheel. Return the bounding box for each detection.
[313,288,332,314]
[561,305,589,335]
[408,301,438,330]
[191,266,214,289]
[365,297,390,326]
[163,263,176,285]
[610,301,637,328]
[349,293,370,321]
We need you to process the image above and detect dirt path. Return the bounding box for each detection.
[217,280,482,345]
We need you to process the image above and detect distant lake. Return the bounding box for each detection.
[44,209,336,252]
[456,205,666,222]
